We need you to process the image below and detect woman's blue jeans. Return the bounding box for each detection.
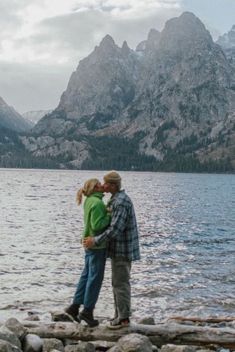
[73,248,106,310]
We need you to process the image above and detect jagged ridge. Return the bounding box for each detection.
[21,12,235,172]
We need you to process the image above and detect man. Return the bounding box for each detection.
[83,171,140,329]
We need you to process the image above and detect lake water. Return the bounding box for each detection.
[0,169,235,323]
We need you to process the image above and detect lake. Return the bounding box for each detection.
[0,169,234,323]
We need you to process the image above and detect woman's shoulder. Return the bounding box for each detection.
[87,194,105,207]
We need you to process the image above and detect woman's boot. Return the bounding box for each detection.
[65,303,80,322]
[79,308,99,327]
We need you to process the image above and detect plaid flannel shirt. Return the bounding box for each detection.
[95,190,140,261]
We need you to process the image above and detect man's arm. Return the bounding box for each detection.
[84,204,127,248]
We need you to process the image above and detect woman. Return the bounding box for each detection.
[65,178,111,327]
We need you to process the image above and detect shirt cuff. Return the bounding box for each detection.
[94,235,101,246]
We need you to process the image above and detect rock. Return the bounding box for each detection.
[24,316,40,322]
[0,326,22,349]
[42,338,64,352]
[64,340,116,350]
[117,333,153,352]
[137,316,155,325]
[161,345,202,352]
[23,320,235,349]
[4,318,27,341]
[64,342,95,352]
[0,339,22,352]
[88,340,116,350]
[107,346,122,352]
[23,334,43,352]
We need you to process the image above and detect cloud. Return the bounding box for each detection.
[0,0,182,112]
[0,61,72,113]
[0,0,182,64]
[0,1,24,39]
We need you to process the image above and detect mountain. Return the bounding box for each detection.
[20,12,235,172]
[0,100,59,168]
[217,25,235,50]
[0,124,59,169]
[0,97,32,132]
[217,25,235,71]
[22,110,52,125]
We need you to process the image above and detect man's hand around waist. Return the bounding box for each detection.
[83,236,96,249]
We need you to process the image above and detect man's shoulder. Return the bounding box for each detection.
[115,190,132,206]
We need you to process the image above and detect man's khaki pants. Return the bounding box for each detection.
[111,257,132,320]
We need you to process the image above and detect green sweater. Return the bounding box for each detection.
[82,192,111,249]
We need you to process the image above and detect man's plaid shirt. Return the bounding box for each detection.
[95,190,140,261]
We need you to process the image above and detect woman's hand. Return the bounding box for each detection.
[83,236,95,249]
[106,207,112,214]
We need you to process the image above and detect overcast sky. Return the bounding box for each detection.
[0,0,234,114]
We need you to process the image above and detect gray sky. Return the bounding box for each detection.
[0,0,234,114]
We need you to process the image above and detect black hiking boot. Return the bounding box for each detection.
[79,308,99,327]
[65,303,80,322]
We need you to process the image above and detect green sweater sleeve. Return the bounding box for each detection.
[90,203,111,234]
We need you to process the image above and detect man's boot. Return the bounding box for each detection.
[65,303,80,322]
[79,308,99,327]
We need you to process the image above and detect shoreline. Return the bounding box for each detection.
[1,312,235,352]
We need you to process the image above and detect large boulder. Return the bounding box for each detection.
[116,333,153,352]
[23,334,43,352]
[0,326,22,349]
[161,345,203,352]
[5,318,27,341]
[64,341,95,352]
[0,339,22,352]
[42,338,64,352]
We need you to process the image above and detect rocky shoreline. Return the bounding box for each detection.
[1,313,235,352]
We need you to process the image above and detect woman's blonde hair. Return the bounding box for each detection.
[76,178,99,205]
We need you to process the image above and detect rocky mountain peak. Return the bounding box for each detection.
[136,40,146,53]
[55,32,137,121]
[89,34,120,63]
[25,12,235,172]
[100,34,115,46]
[97,34,118,54]
[135,29,160,54]
[145,28,161,53]
[121,40,131,55]
[0,96,7,107]
[0,96,32,132]
[159,11,212,53]
[217,24,235,49]
[147,28,160,44]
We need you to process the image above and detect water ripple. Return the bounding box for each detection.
[0,169,234,322]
